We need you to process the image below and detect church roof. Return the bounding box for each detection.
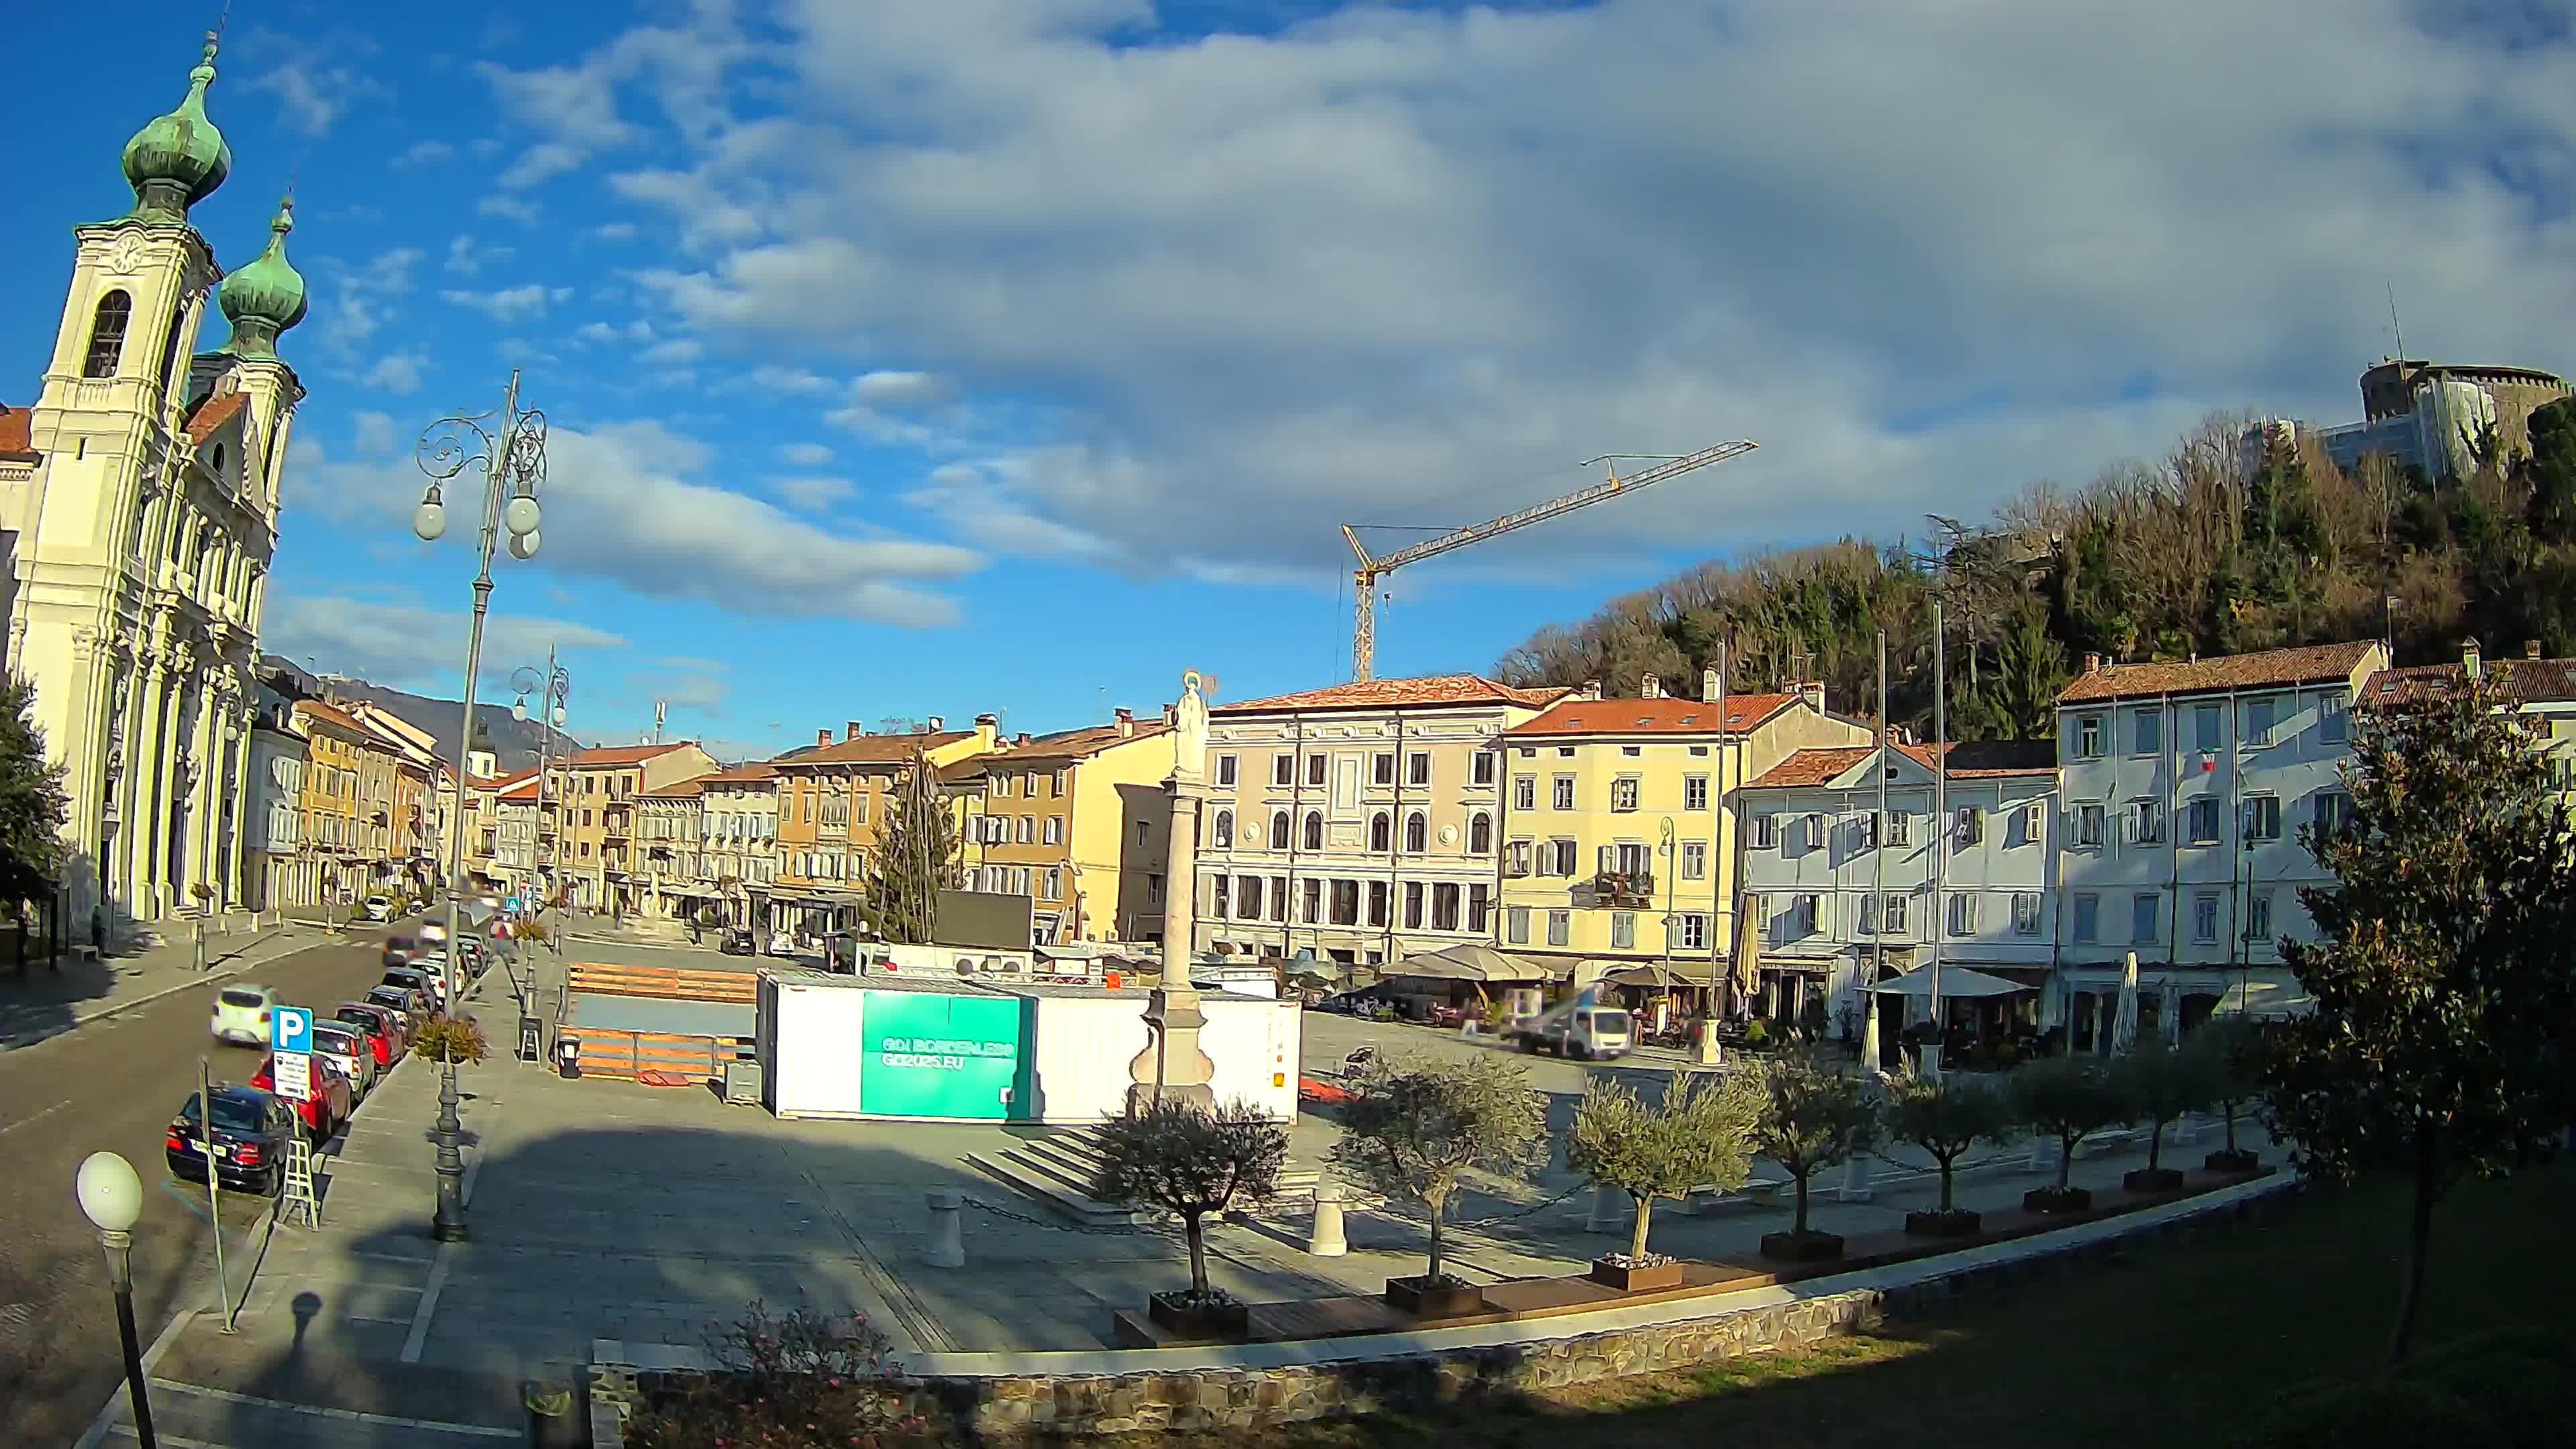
[120,36,231,223]
[0,403,35,462]
[217,197,306,355]
[184,392,246,445]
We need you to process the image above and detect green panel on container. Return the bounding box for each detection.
[859,991,1023,1119]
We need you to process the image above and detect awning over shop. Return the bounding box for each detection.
[2218,975,2315,1019]
[1387,944,1546,983]
[1868,965,2031,999]
[1599,962,1719,989]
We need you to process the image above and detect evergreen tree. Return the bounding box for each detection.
[2521,398,2576,547]
[861,749,959,944]
[0,676,70,903]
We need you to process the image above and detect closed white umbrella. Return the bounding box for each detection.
[2037,969,2065,1031]
[2161,977,2184,1044]
[2113,951,2141,1055]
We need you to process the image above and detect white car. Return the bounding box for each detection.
[363,895,394,922]
[211,985,280,1046]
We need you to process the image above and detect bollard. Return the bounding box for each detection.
[1839,1152,1874,1203]
[924,1189,967,1268]
[1586,1183,1621,1233]
[521,1378,577,1448]
[1307,1181,1347,1256]
[1696,1029,1723,1067]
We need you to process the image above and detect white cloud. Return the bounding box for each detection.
[239,28,387,137]
[441,284,574,321]
[574,319,656,345]
[287,423,986,625]
[394,140,455,166]
[353,411,397,455]
[360,352,430,394]
[315,247,423,358]
[477,195,543,224]
[852,370,945,406]
[268,595,629,694]
[588,0,2576,582]
[727,364,833,395]
[639,338,704,365]
[777,441,834,466]
[594,221,639,241]
[771,475,855,511]
[901,460,1110,559]
[444,235,517,276]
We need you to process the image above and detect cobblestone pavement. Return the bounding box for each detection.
[0,930,394,1448]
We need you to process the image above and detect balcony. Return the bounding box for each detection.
[1589,870,1655,907]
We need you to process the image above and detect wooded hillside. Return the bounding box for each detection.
[1493,400,2576,741]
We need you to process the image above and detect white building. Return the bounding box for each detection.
[2053,640,2388,1047]
[0,35,309,933]
[2368,639,2576,790]
[1740,739,2059,1043]
[241,677,305,910]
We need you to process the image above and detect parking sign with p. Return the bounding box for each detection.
[274,1006,313,1055]
[272,1006,313,1103]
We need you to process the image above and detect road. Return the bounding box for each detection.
[0,927,394,1448]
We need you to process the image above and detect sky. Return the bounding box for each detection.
[5,0,2573,761]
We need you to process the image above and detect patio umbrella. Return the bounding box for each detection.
[2161,977,2184,1045]
[1859,975,1882,1071]
[1731,892,1763,1010]
[2037,969,2065,1031]
[2112,951,2141,1055]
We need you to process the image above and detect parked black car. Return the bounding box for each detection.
[718,927,757,956]
[166,1085,297,1195]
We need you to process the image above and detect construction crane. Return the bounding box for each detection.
[1340,440,1760,681]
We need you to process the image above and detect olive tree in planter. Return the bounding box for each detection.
[2009,1053,2129,1212]
[1328,1053,1548,1318]
[1088,1099,1288,1339]
[1752,1046,1882,1262]
[1567,1067,1765,1291]
[1885,1071,2017,1236]
[2186,1014,2265,1173]
[2110,1036,2211,1191]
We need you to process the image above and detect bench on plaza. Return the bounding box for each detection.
[1684,1175,1788,1214]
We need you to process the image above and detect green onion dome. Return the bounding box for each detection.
[120,36,231,225]
[218,197,307,358]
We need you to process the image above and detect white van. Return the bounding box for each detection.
[1506,1001,1635,1061]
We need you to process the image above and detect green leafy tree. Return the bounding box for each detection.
[861,749,957,945]
[1090,1100,1288,1303]
[2522,397,2576,546]
[2112,1036,2211,1173]
[2010,1053,2131,1193]
[2182,1014,2265,1159]
[2263,671,2576,1364]
[1884,1073,2017,1214]
[1752,1046,1881,1239]
[0,676,69,905]
[1568,1067,1765,1260]
[1328,1053,1548,1285]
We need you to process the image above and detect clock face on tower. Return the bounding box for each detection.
[107,232,144,276]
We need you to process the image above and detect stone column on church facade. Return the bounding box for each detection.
[125,645,173,918]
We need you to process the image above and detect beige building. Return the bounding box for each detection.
[1496,671,1872,984]
[772,718,999,934]
[556,742,719,916]
[944,708,1176,945]
[698,761,780,930]
[639,776,711,920]
[1190,674,1569,966]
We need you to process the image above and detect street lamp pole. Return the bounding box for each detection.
[75,1151,155,1449]
[414,370,547,1244]
[511,650,571,933]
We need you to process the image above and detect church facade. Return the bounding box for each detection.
[0,32,309,932]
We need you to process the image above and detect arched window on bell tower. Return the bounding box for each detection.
[83,290,133,378]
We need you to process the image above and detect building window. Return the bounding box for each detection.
[1468,812,1492,854]
[1675,912,1708,950]
[1472,751,1496,786]
[1552,776,1575,811]
[83,289,132,378]
[1506,905,1530,945]
[2077,715,2103,759]
[1214,875,1231,918]
[2131,798,2163,845]
[1881,893,1909,935]
[1546,909,1570,947]
[1794,894,1822,938]
[1513,775,1536,810]
[1373,752,1395,786]
[1305,753,1328,787]
[2186,797,2221,845]
[2192,891,2220,945]
[1680,774,1708,810]
[1216,753,1237,786]
[2012,892,2043,936]
[1273,753,1294,786]
[1369,812,1391,852]
[1403,812,1427,853]
[2131,892,2160,945]
[2133,709,2162,755]
[1302,877,1323,923]
[1887,810,1912,846]
[1505,839,1533,876]
[1330,879,1359,926]
[2312,789,2353,838]
[1303,810,1324,851]
[1407,751,1430,786]
[2074,892,2100,943]
[2243,794,2282,843]
[1680,840,1707,880]
[1949,892,1977,936]
[1856,811,1879,850]
[1611,912,1635,949]
[1550,838,1580,875]
[1752,814,1778,849]
[2075,803,2104,848]
[2244,698,2277,747]
[1403,881,1425,928]
[1211,810,1231,847]
[2320,694,2349,745]
[1467,883,1490,933]
[1610,778,1640,812]
[1239,875,1264,919]
[2246,889,2274,945]
[1016,815,1036,845]
[1368,879,1390,927]
[1955,806,1984,846]
[1271,810,1291,849]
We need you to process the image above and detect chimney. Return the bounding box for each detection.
[1640,674,1663,700]
[845,720,864,741]
[1114,706,1135,737]
[2528,639,2544,661]
[2083,652,2101,675]
[1576,679,1603,702]
[1015,732,1031,747]
[1701,665,1719,701]
[973,712,999,749]
[926,715,945,731]
[2463,637,2482,682]
[816,729,832,748]
[1801,681,1825,713]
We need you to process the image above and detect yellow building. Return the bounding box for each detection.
[944,708,1175,945]
[772,716,999,934]
[1495,671,1869,984]
[289,700,370,905]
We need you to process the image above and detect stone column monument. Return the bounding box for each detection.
[1127,671,1218,1114]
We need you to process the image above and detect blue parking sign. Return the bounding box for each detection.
[274,1006,313,1055]
[504,896,523,913]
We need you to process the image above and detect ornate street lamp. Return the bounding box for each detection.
[413,370,547,1242]
[75,1151,155,1448]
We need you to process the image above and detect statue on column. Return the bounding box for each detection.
[1173,669,1209,784]
[1128,669,1218,1115]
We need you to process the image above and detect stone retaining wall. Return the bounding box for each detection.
[591,1178,2294,1442]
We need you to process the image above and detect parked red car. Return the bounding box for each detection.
[333,1002,405,1067]
[250,1053,354,1141]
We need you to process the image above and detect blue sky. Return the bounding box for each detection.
[6,0,2571,760]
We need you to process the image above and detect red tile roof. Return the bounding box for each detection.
[2057,641,2382,704]
[774,730,973,769]
[184,391,248,445]
[700,762,779,784]
[291,698,365,735]
[642,777,709,798]
[0,402,36,460]
[1214,675,1569,715]
[1506,693,1798,737]
[2367,657,2576,706]
[946,722,1171,776]
[568,743,698,768]
[1748,739,2058,790]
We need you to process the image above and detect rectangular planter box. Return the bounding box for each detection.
[1588,1258,1686,1293]
[1758,1230,1845,1263]
[2024,1186,2094,1214]
[1383,1275,1485,1318]
[1147,1293,1248,1340]
[1903,1209,1982,1237]
[2123,1167,2186,1193]
[2204,1150,2261,1175]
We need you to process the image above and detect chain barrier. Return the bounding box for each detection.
[959,1195,1165,1236]
[1447,1181,1589,1227]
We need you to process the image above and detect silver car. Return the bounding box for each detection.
[309,1022,379,1099]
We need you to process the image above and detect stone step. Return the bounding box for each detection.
[961,1151,1140,1228]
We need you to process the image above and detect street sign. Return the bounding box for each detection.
[271,1051,312,1102]
[504,896,523,913]
[274,1006,312,1055]
[272,1006,314,1104]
